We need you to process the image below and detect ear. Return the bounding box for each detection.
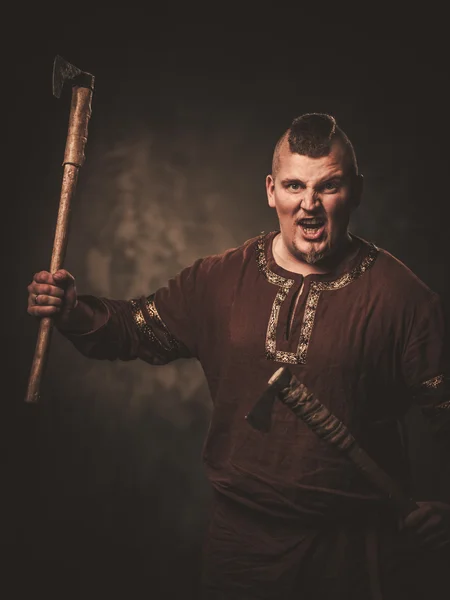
[266,174,276,208]
[352,174,364,208]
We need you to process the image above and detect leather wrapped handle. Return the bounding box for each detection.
[271,367,419,515]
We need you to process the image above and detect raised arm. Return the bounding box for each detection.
[27,261,203,365]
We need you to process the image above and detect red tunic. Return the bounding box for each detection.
[62,231,450,598]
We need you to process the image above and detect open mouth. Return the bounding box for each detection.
[298,217,326,239]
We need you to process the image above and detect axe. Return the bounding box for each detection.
[25,56,95,403]
[246,367,419,516]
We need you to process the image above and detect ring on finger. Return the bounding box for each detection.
[34,294,39,304]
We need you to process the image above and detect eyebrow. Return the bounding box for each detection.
[281,173,345,186]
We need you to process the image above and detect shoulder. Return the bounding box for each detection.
[361,241,443,324]
[165,234,264,290]
[372,245,438,301]
[167,234,265,309]
[193,232,264,278]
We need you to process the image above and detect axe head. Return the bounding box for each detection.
[52,55,95,99]
[245,367,292,432]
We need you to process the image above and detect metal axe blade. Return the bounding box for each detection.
[245,367,291,431]
[52,55,95,99]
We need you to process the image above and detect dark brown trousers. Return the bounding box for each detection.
[201,494,448,600]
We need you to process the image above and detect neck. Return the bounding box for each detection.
[273,233,356,276]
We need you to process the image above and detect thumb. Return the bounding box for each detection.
[53,269,78,310]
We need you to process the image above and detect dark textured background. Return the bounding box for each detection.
[4,18,449,599]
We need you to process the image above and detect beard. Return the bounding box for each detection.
[292,236,332,265]
[295,246,329,264]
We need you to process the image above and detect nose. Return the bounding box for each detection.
[301,188,319,212]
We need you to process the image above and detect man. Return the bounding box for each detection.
[28,114,449,599]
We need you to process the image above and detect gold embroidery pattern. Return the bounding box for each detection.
[130,296,181,352]
[419,375,449,412]
[296,244,379,363]
[130,299,161,346]
[421,374,444,390]
[146,295,182,352]
[297,286,322,363]
[266,285,294,359]
[256,235,379,364]
[434,399,450,411]
[256,236,295,360]
[256,236,295,288]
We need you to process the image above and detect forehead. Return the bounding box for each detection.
[277,142,349,181]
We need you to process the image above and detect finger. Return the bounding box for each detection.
[35,294,63,307]
[414,514,443,537]
[33,271,55,285]
[27,306,61,317]
[52,269,75,287]
[28,293,37,309]
[402,505,434,529]
[32,283,65,298]
[53,269,77,310]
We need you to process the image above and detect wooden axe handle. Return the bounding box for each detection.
[273,367,419,515]
[25,86,93,403]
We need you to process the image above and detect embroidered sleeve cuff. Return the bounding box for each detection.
[130,294,191,361]
[415,375,450,414]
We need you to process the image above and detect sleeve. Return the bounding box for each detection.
[61,258,205,365]
[402,292,450,446]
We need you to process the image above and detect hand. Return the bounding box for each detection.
[400,501,450,550]
[27,269,78,328]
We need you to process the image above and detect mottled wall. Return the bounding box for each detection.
[6,31,449,600]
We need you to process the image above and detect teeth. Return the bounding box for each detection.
[300,222,324,230]
[300,220,324,226]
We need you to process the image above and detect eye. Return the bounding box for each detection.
[287,182,302,191]
[323,180,339,192]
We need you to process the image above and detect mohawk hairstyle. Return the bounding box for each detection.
[272,113,358,177]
